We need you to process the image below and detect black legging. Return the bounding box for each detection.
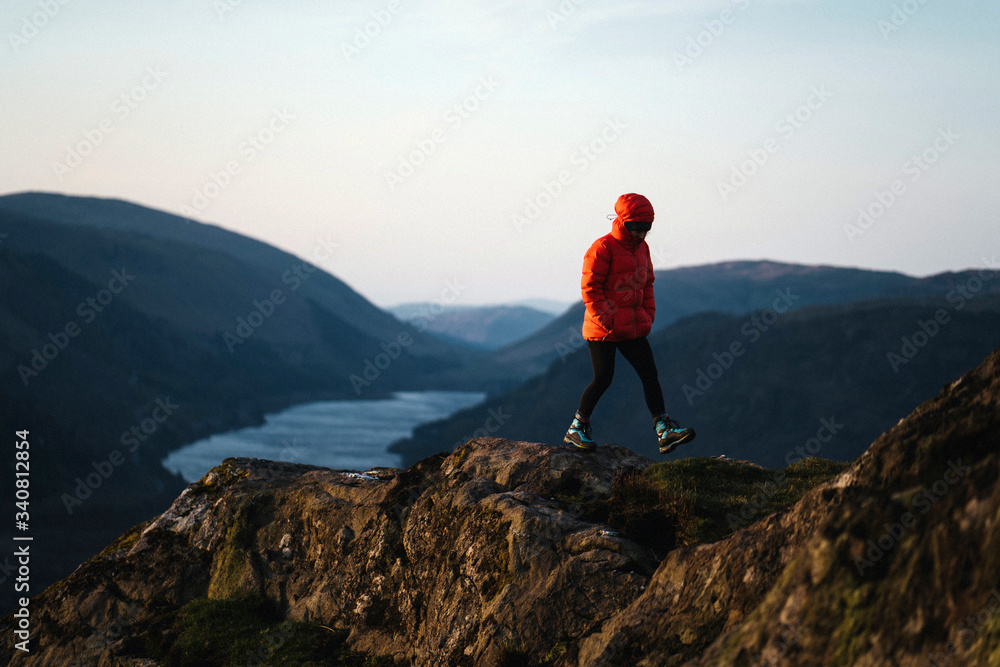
[577,337,665,419]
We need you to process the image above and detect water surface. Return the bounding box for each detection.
[162,390,486,482]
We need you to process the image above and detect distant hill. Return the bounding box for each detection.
[479,260,1000,389]
[0,192,467,365]
[391,293,1000,468]
[389,302,556,350]
[0,192,484,611]
[513,298,574,315]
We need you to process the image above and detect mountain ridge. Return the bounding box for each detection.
[392,292,1000,468]
[476,258,999,389]
[390,303,556,350]
[0,192,461,358]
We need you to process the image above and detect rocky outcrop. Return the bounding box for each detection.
[4,347,1000,666]
[2,440,657,666]
[569,347,1000,666]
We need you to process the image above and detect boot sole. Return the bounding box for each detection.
[659,430,696,454]
[564,435,596,452]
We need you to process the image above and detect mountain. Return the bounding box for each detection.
[0,192,468,370]
[390,292,1000,468]
[388,302,557,350]
[512,298,574,315]
[482,260,1000,387]
[0,192,484,612]
[4,344,998,666]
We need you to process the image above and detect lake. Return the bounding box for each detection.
[161,390,486,482]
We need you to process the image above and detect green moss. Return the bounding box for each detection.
[983,608,1000,665]
[585,470,696,556]
[208,540,259,601]
[191,459,253,495]
[644,456,849,544]
[489,639,570,667]
[832,582,875,665]
[538,642,568,665]
[452,443,472,467]
[481,545,514,601]
[208,494,273,600]
[97,519,154,557]
[552,491,593,521]
[131,595,393,666]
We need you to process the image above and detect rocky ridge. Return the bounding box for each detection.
[2,346,999,666]
[4,441,658,666]
[572,346,1000,666]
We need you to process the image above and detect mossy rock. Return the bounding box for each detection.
[125,595,393,666]
[644,456,849,545]
[208,494,274,600]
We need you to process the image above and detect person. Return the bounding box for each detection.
[563,193,696,454]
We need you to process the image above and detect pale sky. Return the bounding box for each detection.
[3,0,998,307]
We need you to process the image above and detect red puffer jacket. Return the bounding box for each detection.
[581,194,656,341]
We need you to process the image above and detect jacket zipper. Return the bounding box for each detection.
[632,246,639,332]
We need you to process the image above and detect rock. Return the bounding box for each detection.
[1,439,655,666]
[564,347,1000,666]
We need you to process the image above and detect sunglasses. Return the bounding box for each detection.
[624,220,652,232]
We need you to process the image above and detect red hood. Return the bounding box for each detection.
[610,192,653,249]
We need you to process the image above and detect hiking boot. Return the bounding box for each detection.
[564,417,596,451]
[655,415,695,454]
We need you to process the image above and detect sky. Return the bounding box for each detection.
[3,0,998,308]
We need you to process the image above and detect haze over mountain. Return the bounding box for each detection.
[389,302,557,350]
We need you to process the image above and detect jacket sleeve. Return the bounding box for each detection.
[642,245,655,322]
[582,241,614,332]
